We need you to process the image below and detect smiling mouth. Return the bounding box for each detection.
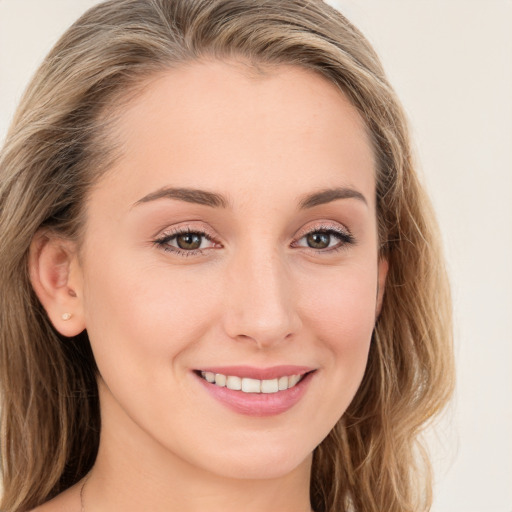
[197,371,309,394]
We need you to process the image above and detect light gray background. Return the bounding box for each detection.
[1,1,511,511]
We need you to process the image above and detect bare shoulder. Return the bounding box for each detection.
[28,482,80,512]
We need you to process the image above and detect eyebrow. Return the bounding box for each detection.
[134,185,367,209]
[299,187,368,209]
[134,187,229,208]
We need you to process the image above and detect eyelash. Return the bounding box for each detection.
[292,224,355,253]
[153,227,219,257]
[153,224,355,257]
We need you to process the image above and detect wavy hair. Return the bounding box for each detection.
[0,1,454,511]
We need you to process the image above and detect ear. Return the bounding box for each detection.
[29,230,86,337]
[376,257,388,318]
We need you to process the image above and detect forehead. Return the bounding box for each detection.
[92,60,376,212]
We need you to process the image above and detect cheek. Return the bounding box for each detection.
[301,263,377,340]
[81,247,219,383]
[298,263,377,383]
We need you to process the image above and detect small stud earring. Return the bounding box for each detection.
[61,313,72,321]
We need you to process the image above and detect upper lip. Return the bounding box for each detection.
[195,365,315,380]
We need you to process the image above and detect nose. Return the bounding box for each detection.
[222,246,301,349]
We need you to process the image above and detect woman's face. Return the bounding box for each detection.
[75,61,386,480]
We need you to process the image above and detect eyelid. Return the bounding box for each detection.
[152,220,217,239]
[153,223,222,256]
[155,224,217,241]
[292,221,355,251]
[294,221,352,240]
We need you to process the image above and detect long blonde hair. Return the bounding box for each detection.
[0,1,454,511]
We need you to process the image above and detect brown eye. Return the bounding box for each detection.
[176,233,202,250]
[294,226,355,252]
[306,232,330,249]
[155,228,219,255]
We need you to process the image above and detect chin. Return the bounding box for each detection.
[180,428,317,481]
[205,449,312,481]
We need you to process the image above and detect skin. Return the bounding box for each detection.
[30,60,387,512]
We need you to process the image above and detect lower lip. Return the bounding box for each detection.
[195,372,314,417]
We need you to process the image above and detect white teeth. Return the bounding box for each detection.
[226,375,242,391]
[289,374,301,387]
[200,372,305,393]
[242,378,261,393]
[214,373,226,387]
[204,372,215,383]
[261,378,279,393]
[278,376,288,391]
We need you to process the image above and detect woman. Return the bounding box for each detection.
[0,1,454,511]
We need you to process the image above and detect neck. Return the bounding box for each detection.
[84,380,313,512]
